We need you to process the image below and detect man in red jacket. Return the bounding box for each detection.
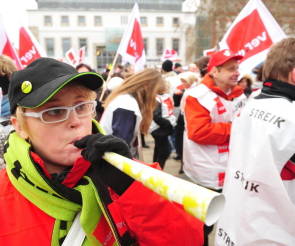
[182,50,246,245]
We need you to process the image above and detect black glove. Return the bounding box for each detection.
[74,133,134,195]
[74,133,132,163]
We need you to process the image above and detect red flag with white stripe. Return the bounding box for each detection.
[117,3,145,72]
[0,22,22,70]
[65,48,78,67]
[218,0,286,75]
[18,26,45,67]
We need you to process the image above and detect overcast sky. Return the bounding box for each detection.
[0,0,37,46]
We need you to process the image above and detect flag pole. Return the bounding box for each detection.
[99,2,142,102]
[99,50,120,102]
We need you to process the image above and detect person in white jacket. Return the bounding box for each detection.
[100,68,166,158]
[215,37,295,246]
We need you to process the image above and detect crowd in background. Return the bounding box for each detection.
[1,37,295,246]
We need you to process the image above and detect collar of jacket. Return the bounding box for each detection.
[4,120,122,245]
[201,74,244,100]
[30,119,105,188]
[262,78,295,101]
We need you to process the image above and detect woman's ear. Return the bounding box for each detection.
[11,116,29,139]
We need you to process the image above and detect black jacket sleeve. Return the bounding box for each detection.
[153,103,172,129]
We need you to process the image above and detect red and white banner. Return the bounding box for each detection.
[218,0,286,76]
[65,46,86,67]
[65,48,78,67]
[0,22,22,70]
[0,3,43,68]
[18,26,45,67]
[161,49,180,62]
[117,3,145,72]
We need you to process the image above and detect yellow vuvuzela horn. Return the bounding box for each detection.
[103,152,225,226]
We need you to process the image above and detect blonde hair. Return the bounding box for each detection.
[263,37,295,81]
[179,72,199,86]
[0,55,17,76]
[104,68,164,134]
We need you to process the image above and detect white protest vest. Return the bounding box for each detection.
[215,97,295,246]
[100,94,142,157]
[183,84,246,190]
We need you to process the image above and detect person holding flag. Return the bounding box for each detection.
[182,49,246,245]
[215,37,295,246]
[0,57,204,245]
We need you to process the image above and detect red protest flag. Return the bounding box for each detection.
[161,49,180,62]
[18,26,44,67]
[226,9,272,61]
[0,22,22,70]
[126,19,144,62]
[219,0,286,75]
[117,3,146,72]
[65,48,78,66]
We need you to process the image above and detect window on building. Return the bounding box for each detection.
[96,45,117,72]
[172,17,179,27]
[61,16,69,26]
[143,38,148,56]
[140,16,148,26]
[172,38,180,53]
[44,16,52,26]
[79,38,88,56]
[78,16,86,26]
[156,17,164,26]
[156,38,164,56]
[121,16,128,25]
[94,16,102,26]
[45,38,54,56]
[62,38,71,56]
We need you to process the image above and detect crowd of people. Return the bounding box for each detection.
[0,36,294,245]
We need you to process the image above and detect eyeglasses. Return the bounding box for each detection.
[22,100,97,124]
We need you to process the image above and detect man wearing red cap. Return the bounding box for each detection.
[182,49,246,245]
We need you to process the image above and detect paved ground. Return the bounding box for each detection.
[142,134,215,246]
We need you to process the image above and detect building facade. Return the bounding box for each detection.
[28,0,197,71]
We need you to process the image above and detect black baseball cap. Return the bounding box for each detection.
[8,57,104,113]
